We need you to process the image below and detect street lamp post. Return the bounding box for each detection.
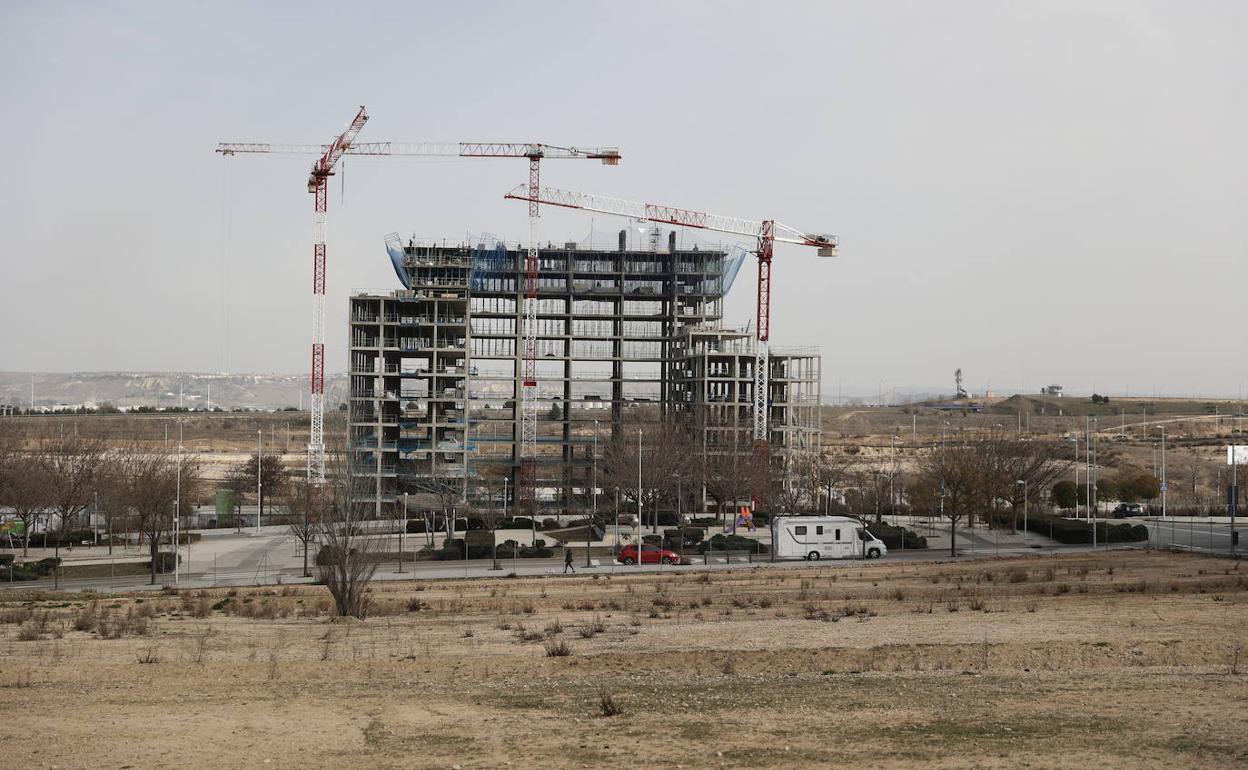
[637,428,643,571]
[1015,479,1028,541]
[1091,417,1098,548]
[174,430,182,586]
[256,430,262,534]
[890,435,901,519]
[1159,425,1167,518]
[398,492,408,574]
[587,422,598,568]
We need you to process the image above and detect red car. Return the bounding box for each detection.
[618,544,680,565]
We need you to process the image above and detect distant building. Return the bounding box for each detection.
[1041,384,1064,397]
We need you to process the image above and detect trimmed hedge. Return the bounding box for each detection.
[150,552,180,573]
[865,522,927,550]
[406,517,468,534]
[663,527,706,549]
[3,556,62,581]
[1025,514,1148,544]
[497,517,537,530]
[700,533,768,554]
[495,541,555,559]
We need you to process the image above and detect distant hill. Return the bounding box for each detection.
[0,372,348,412]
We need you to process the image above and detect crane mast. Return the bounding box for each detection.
[504,184,837,510]
[308,106,368,482]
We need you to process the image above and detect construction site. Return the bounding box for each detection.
[349,232,822,517]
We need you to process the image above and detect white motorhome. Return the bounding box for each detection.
[771,516,887,561]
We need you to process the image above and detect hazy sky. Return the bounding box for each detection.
[1,1,1245,399]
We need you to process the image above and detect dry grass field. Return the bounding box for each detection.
[1,551,1247,769]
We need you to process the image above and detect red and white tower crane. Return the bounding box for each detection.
[216,111,619,491]
[504,184,838,507]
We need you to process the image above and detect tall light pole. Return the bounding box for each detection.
[174,422,183,585]
[637,428,643,571]
[890,435,901,518]
[1015,479,1028,540]
[1159,425,1167,518]
[1084,415,1092,525]
[1229,444,1239,557]
[398,492,408,574]
[588,421,598,568]
[1069,432,1080,519]
[256,430,263,534]
[1091,417,1098,548]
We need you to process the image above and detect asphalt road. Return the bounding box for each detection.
[6,516,1237,595]
[1141,518,1241,556]
[2,535,1106,594]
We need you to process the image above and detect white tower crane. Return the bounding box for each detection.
[216,115,619,498]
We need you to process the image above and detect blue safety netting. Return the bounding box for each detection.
[470,240,508,290]
[384,232,412,289]
[721,244,748,294]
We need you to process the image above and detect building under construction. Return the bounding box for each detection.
[348,231,821,516]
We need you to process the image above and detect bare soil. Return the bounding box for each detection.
[1,551,1247,769]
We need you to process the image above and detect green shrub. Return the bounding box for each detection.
[149,552,180,573]
[700,534,768,554]
[32,557,62,576]
[864,521,927,550]
[1024,514,1147,544]
[497,517,536,530]
[663,527,706,549]
[497,540,553,559]
[436,539,494,560]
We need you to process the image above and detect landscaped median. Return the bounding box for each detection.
[0,553,180,581]
[1024,514,1149,544]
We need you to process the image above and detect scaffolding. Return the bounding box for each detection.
[349,230,820,516]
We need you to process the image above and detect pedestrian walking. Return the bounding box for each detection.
[563,547,575,573]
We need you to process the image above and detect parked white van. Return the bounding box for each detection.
[771,516,887,561]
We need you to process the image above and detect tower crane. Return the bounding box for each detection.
[504,184,837,508]
[216,109,619,495]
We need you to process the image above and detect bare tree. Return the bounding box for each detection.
[967,431,1071,530]
[602,421,693,533]
[700,446,754,523]
[226,452,289,525]
[119,443,202,584]
[5,453,50,556]
[94,451,132,555]
[281,477,323,578]
[220,466,251,531]
[916,442,981,558]
[0,423,21,510]
[40,432,107,557]
[799,449,858,514]
[408,450,466,546]
[916,432,1072,554]
[316,436,379,618]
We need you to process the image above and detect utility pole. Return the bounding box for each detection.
[256,430,262,534]
[398,492,407,574]
[174,422,183,585]
[588,421,598,568]
[1229,445,1239,557]
[1015,479,1028,540]
[1160,425,1167,518]
[637,428,643,571]
[1092,417,1098,548]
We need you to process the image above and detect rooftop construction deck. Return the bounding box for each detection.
[349,232,820,516]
